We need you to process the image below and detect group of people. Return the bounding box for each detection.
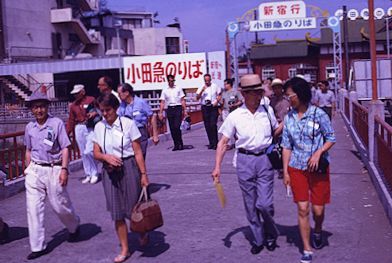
[213,74,336,263]
[15,71,336,263]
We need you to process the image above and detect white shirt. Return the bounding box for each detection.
[93,116,141,158]
[260,96,270,106]
[315,90,335,107]
[196,83,222,105]
[160,86,185,106]
[219,104,278,151]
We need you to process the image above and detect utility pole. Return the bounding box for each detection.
[342,6,350,89]
[368,0,378,101]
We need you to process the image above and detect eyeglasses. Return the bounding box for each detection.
[32,104,47,110]
[168,80,175,83]
[286,94,297,99]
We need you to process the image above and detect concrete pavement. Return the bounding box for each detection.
[1,114,392,263]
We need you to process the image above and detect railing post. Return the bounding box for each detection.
[349,91,358,125]
[340,89,348,114]
[368,100,384,162]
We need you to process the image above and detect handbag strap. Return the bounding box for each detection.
[137,186,149,203]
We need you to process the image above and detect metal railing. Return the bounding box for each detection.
[0,131,26,182]
[375,116,392,189]
[344,96,350,120]
[0,102,70,122]
[352,101,369,148]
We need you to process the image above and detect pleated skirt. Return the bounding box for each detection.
[102,157,141,221]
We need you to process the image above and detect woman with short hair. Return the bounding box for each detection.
[93,93,149,263]
[282,77,336,263]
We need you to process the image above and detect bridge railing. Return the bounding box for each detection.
[375,116,392,189]
[352,101,369,148]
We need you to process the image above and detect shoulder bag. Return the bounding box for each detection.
[310,107,329,174]
[262,105,283,170]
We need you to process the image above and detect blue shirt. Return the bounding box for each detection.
[24,116,71,163]
[117,96,153,128]
[281,105,336,171]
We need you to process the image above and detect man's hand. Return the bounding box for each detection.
[105,154,123,167]
[59,169,68,187]
[283,171,290,186]
[158,112,164,122]
[87,111,98,119]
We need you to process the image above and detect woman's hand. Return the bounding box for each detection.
[307,149,322,172]
[105,154,123,167]
[283,171,290,186]
[140,173,149,187]
[211,167,221,183]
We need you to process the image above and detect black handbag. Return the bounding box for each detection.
[262,105,283,170]
[311,108,329,174]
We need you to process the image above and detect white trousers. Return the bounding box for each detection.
[25,162,79,252]
[75,124,99,177]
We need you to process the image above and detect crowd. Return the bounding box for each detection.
[1,72,336,263]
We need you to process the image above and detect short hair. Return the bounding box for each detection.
[204,73,211,79]
[167,74,175,81]
[320,80,329,87]
[224,78,234,86]
[267,77,273,82]
[283,77,312,105]
[118,83,134,96]
[97,93,120,109]
[101,76,113,89]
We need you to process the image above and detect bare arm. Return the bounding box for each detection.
[307,141,335,172]
[25,149,31,166]
[93,143,122,167]
[59,147,69,186]
[282,148,292,186]
[158,100,165,121]
[132,140,149,187]
[150,114,159,144]
[196,86,206,100]
[211,136,230,182]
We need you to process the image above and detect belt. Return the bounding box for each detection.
[121,155,133,160]
[238,148,267,156]
[168,105,181,108]
[33,161,62,167]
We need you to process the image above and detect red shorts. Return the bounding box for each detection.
[288,166,330,205]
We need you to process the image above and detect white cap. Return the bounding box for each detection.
[70,84,85,94]
[271,78,283,87]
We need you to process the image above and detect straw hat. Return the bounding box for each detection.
[271,78,283,87]
[70,84,85,94]
[239,74,264,91]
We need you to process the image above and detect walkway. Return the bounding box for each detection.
[0,115,392,263]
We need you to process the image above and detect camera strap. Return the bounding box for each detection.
[103,117,124,159]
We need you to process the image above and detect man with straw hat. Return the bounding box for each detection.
[212,74,280,255]
[24,89,80,260]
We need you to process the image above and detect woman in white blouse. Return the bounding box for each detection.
[93,93,149,263]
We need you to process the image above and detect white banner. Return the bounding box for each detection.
[123,53,207,91]
[207,51,226,90]
[259,1,306,20]
[249,17,316,32]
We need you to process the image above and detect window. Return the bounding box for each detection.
[288,68,297,78]
[261,66,275,80]
[325,64,338,79]
[165,37,180,54]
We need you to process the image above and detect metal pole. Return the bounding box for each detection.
[225,29,231,79]
[368,0,378,101]
[233,33,239,89]
[116,27,123,84]
[387,17,390,58]
[343,6,350,89]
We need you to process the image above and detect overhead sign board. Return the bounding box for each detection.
[249,17,316,32]
[207,51,226,90]
[335,7,392,20]
[258,1,306,20]
[123,53,207,91]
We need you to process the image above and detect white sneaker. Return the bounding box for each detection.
[90,175,99,184]
[82,176,91,184]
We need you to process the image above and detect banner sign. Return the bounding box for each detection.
[207,51,226,90]
[123,53,207,91]
[259,1,306,19]
[249,17,316,32]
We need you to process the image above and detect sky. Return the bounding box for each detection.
[106,0,391,53]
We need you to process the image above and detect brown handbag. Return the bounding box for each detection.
[130,187,163,233]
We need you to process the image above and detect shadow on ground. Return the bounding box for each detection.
[128,230,170,258]
[222,224,333,253]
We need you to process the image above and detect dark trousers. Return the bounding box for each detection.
[201,105,219,147]
[138,126,149,160]
[166,106,183,147]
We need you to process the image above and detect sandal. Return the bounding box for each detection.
[113,253,130,263]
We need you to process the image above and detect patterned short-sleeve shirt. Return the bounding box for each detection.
[282,105,336,170]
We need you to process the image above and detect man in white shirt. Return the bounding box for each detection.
[314,80,336,119]
[159,74,188,151]
[212,74,280,255]
[196,74,222,150]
